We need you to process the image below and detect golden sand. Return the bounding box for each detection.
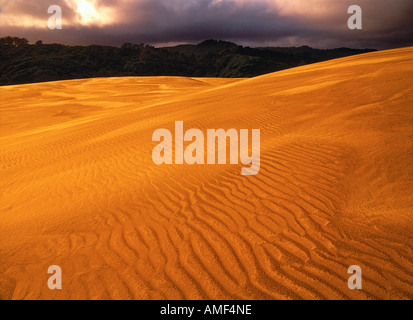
[0,47,412,299]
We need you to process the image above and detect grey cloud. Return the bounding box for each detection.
[0,0,412,49]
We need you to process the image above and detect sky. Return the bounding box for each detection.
[0,0,412,49]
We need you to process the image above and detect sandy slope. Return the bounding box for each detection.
[1,48,412,300]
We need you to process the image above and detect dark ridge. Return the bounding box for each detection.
[0,37,376,86]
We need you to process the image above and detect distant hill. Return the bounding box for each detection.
[0,37,376,86]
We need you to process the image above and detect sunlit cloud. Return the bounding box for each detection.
[0,0,412,49]
[64,0,116,26]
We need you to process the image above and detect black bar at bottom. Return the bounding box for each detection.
[0,300,405,319]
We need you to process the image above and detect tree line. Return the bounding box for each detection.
[0,37,376,86]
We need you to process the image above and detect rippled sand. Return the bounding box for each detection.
[1,47,412,299]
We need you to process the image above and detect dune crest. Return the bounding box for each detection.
[1,47,412,300]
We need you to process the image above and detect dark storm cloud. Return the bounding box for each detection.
[0,0,412,49]
[107,0,308,43]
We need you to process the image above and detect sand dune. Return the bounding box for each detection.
[1,47,412,300]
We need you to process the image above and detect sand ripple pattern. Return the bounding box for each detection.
[1,49,413,299]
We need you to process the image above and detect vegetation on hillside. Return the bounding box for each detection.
[0,37,375,85]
